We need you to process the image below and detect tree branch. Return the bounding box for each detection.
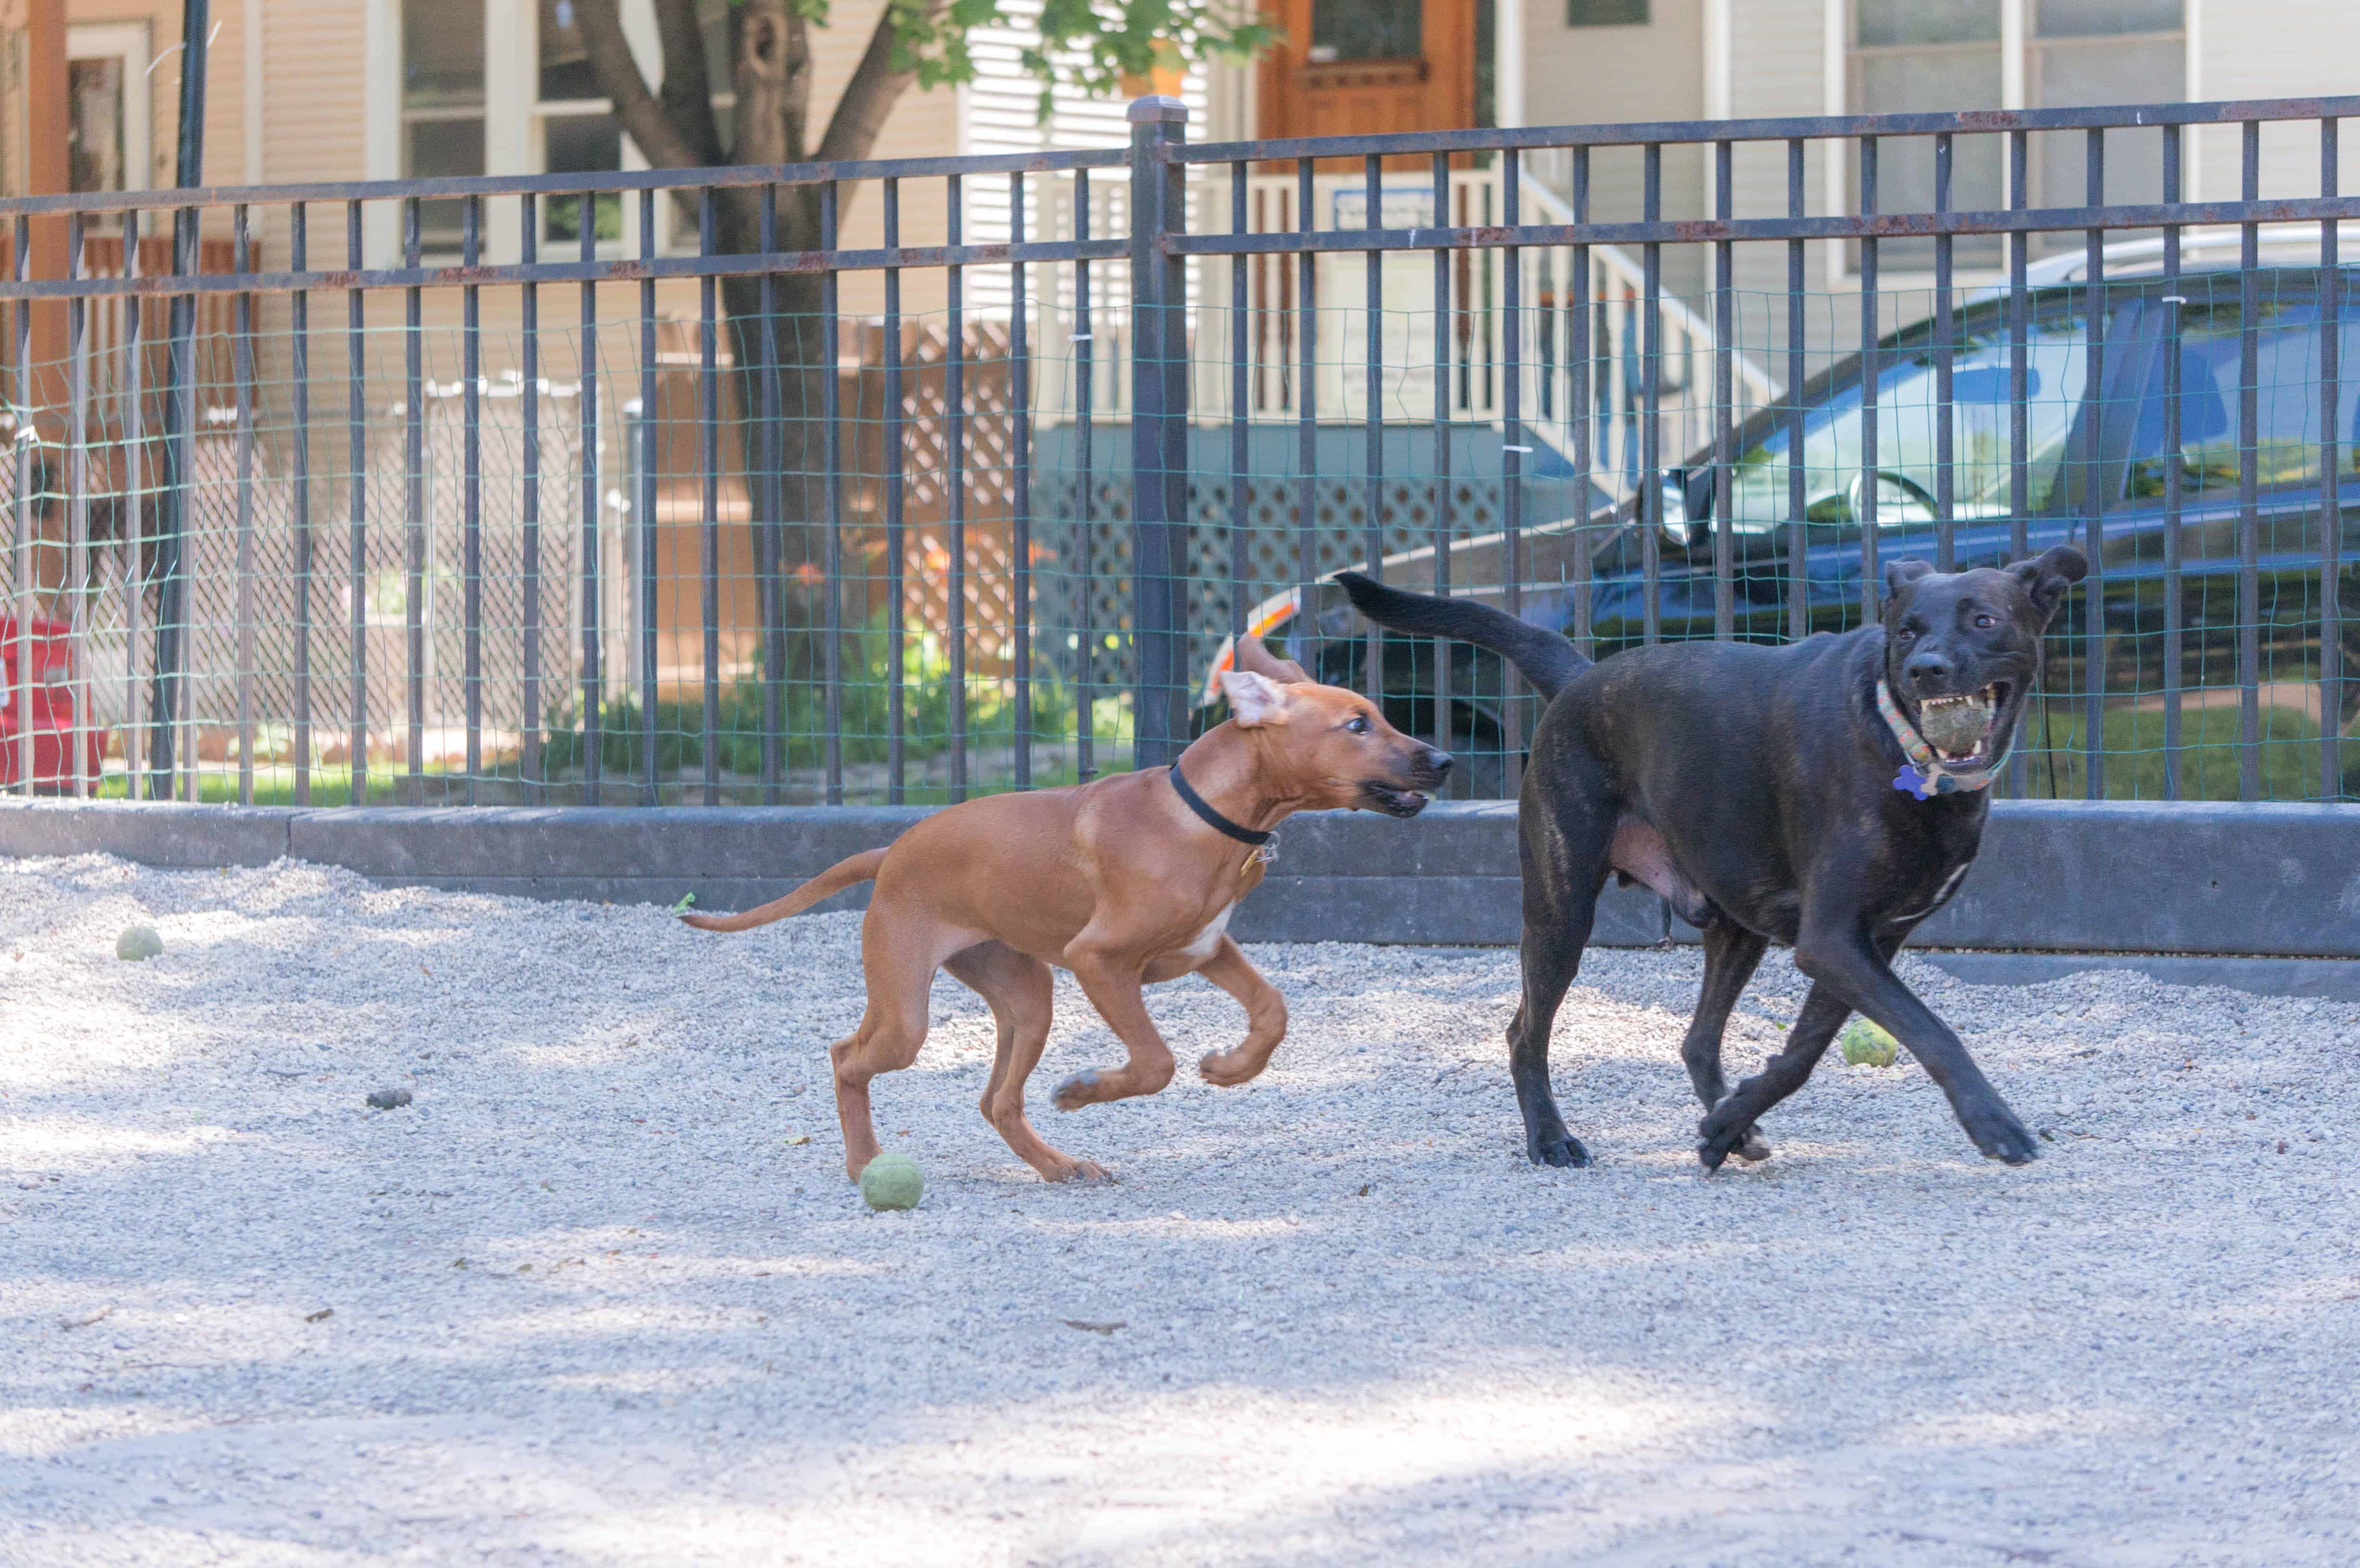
[651,0,724,164]
[813,0,946,167]
[572,0,709,172]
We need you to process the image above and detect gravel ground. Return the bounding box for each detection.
[2,853,2357,1568]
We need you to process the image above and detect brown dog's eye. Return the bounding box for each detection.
[1346,715,1370,735]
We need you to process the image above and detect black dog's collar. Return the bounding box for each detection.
[1167,764,1273,846]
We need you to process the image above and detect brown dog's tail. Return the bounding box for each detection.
[677,848,889,933]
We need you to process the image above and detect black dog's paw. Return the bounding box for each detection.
[1696,1134,1747,1173]
[1696,1106,1762,1172]
[1702,1095,1771,1164]
[1964,1105,2040,1166]
[1527,1129,1592,1168]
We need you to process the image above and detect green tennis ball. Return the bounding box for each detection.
[116,924,163,962]
[859,1152,924,1211]
[1840,1019,1900,1068]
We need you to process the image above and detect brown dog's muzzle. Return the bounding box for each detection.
[1360,746,1452,816]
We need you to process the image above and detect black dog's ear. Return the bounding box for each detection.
[1882,559,1937,604]
[2007,545,2090,621]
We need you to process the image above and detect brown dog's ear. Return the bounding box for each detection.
[1233,633,1312,684]
[2007,545,2089,622]
[1882,559,1937,604]
[1219,669,1292,727]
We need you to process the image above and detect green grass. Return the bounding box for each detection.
[85,700,2335,806]
[93,765,454,807]
[539,624,1093,781]
[2009,700,2353,801]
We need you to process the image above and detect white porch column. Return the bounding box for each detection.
[1496,0,1524,130]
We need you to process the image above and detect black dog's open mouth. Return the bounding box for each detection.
[1916,680,2013,768]
[1359,781,1433,817]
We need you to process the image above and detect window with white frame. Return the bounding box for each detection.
[1847,0,2186,266]
[2029,0,2186,220]
[68,23,153,193]
[402,0,487,246]
[397,0,735,254]
[536,0,628,246]
[1848,0,2006,263]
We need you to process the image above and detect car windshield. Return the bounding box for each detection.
[1726,304,2090,531]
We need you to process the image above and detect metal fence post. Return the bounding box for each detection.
[1129,96,1190,772]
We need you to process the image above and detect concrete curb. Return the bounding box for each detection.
[7,797,2358,992]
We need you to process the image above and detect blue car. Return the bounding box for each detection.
[1207,256,2359,799]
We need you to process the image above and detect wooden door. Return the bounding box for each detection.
[1258,0,1475,153]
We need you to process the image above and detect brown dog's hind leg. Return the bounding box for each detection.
[1193,936,1289,1088]
[943,942,1110,1184]
[830,917,941,1182]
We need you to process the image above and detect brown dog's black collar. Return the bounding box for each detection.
[1167,764,1272,846]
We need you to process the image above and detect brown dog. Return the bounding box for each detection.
[681,638,1452,1184]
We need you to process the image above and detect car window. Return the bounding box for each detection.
[1726,304,2091,532]
[2125,285,2349,499]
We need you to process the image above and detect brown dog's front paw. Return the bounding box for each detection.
[1197,1048,1266,1088]
[1050,1069,1103,1112]
[1041,1157,1114,1185]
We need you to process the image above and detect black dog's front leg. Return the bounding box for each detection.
[1680,923,1769,1108]
[1697,984,1849,1170]
[1684,923,1775,1164]
[1787,919,2038,1166]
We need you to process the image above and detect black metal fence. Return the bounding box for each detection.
[6,94,2360,807]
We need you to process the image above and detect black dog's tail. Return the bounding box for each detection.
[1334,572,1590,701]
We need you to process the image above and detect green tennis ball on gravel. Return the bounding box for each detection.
[116,924,163,962]
[859,1152,924,1211]
[1840,1019,1900,1068]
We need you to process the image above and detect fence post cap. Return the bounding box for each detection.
[1128,96,1188,125]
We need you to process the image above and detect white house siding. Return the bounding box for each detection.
[958,0,1212,316]
[1521,0,1710,299]
[1721,0,1845,378]
[1508,0,2360,391]
[2189,0,2354,208]
[232,0,962,429]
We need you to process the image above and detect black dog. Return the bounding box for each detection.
[1338,546,2088,1170]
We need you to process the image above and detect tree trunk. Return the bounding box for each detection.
[582,0,943,693]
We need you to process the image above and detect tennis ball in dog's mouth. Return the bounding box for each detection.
[859,1152,924,1211]
[116,924,163,961]
[1840,1019,1900,1067]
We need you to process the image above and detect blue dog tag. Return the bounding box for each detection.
[1893,764,1935,799]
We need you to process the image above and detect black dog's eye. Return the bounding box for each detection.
[1974,613,1995,628]
[1896,628,1916,644]
[1346,714,1370,735]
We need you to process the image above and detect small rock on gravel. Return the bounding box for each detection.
[365,1086,413,1110]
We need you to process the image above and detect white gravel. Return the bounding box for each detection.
[3,852,2358,1568]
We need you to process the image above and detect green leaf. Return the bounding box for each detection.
[878,0,1279,122]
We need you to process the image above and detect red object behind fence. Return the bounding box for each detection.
[0,616,106,791]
